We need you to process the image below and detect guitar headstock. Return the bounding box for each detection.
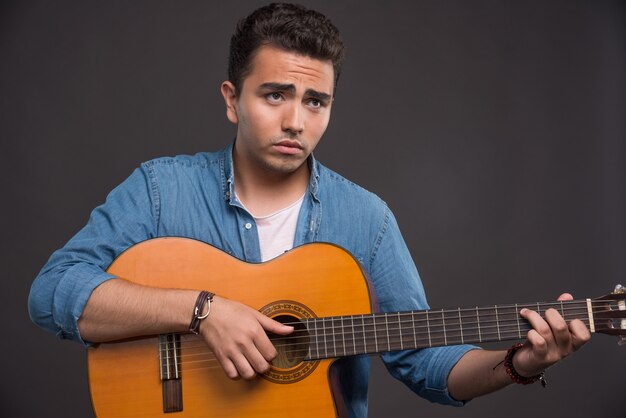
[593,284,626,345]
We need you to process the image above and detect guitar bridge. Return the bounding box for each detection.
[159,333,183,413]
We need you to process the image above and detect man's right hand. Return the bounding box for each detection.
[199,295,294,380]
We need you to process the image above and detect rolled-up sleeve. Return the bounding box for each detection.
[369,206,478,406]
[28,165,158,345]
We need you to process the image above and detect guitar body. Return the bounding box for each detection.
[88,237,374,417]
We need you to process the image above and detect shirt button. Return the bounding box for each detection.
[244,222,252,230]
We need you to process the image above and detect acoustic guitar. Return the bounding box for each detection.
[87,237,626,417]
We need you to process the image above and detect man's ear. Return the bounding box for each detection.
[220,81,238,124]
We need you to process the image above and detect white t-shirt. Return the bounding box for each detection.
[243,194,305,262]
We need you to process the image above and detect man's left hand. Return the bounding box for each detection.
[513,293,591,377]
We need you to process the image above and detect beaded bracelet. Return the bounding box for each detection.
[188,290,215,334]
[504,343,547,387]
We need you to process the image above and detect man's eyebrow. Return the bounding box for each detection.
[258,82,332,102]
[258,82,296,92]
[305,89,332,102]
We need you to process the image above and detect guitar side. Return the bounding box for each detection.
[87,237,374,417]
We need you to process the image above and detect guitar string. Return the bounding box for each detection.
[165,301,614,352]
[154,301,623,376]
[157,306,619,368]
[157,315,616,375]
[175,327,620,364]
[172,314,599,356]
[160,302,618,357]
[159,316,619,374]
[160,299,618,355]
[134,325,623,380]
[173,316,604,358]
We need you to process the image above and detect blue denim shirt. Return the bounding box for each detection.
[29,144,475,417]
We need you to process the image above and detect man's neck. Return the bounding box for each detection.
[233,153,310,218]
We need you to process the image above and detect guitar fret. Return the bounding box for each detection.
[411,311,417,349]
[500,306,522,340]
[495,305,501,341]
[441,309,463,346]
[310,319,317,359]
[322,318,328,358]
[385,313,391,352]
[426,310,432,347]
[481,307,498,342]
[372,315,378,353]
[442,309,447,346]
[331,317,337,358]
[428,310,445,346]
[360,314,367,354]
[380,314,387,351]
[459,308,465,344]
[341,316,347,356]
[476,307,482,342]
[389,312,402,351]
[351,316,356,356]
[335,317,344,357]
[413,311,429,348]
[360,314,376,354]
[349,315,362,356]
[515,304,521,339]
[398,312,404,350]
[330,317,338,357]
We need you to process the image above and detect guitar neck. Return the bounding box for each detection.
[305,299,593,360]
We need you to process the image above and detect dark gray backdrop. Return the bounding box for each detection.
[2,1,624,417]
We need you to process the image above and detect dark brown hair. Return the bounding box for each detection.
[228,3,345,95]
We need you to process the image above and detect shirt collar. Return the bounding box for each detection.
[221,142,235,202]
[220,142,320,202]
[308,153,320,200]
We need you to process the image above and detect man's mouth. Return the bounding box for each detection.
[273,139,303,155]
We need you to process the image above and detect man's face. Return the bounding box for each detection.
[222,45,335,176]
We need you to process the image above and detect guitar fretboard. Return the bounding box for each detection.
[304,300,592,360]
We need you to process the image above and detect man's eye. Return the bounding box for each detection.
[267,93,282,102]
[308,99,325,108]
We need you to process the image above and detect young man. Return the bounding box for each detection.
[28,3,589,417]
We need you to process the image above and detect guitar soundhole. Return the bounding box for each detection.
[269,314,309,368]
[259,300,319,384]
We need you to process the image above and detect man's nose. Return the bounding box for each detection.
[281,102,304,134]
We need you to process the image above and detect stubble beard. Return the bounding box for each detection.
[260,134,309,175]
[256,150,307,176]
